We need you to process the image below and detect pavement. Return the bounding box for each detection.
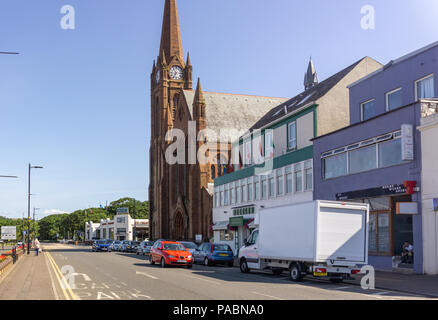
[0,249,63,300]
[0,242,437,300]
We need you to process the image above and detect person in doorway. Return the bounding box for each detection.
[33,238,41,256]
[401,241,413,264]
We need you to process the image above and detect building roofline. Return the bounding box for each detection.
[347,41,438,89]
[182,89,288,100]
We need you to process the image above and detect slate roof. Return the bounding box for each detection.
[182,90,287,142]
[249,57,370,132]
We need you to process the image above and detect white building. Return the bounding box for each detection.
[417,100,438,275]
[85,214,149,241]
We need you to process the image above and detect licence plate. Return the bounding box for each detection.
[313,272,327,277]
[177,260,186,263]
[220,254,228,257]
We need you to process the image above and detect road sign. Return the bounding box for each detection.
[1,226,17,240]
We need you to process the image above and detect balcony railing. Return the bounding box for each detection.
[421,99,438,117]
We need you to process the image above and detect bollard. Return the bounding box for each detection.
[12,247,17,264]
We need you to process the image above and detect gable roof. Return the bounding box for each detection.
[249,57,372,132]
[182,90,287,142]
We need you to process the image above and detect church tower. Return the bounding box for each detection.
[304,57,319,91]
[149,0,192,239]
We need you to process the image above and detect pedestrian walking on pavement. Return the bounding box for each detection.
[34,238,41,256]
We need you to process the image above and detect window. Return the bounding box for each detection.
[248,180,253,201]
[276,169,284,196]
[265,131,274,159]
[116,228,126,234]
[220,191,224,206]
[231,187,235,205]
[349,144,377,174]
[254,181,260,200]
[242,184,247,202]
[416,74,435,99]
[268,173,275,197]
[386,88,403,111]
[323,152,348,179]
[285,166,293,194]
[211,166,216,179]
[236,183,241,203]
[294,163,302,192]
[288,122,297,150]
[369,212,391,255]
[378,138,403,168]
[214,192,219,207]
[224,188,229,206]
[220,230,234,241]
[361,99,375,121]
[304,160,313,190]
[117,217,125,223]
[261,176,267,199]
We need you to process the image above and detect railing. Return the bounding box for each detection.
[0,245,26,275]
[420,99,438,117]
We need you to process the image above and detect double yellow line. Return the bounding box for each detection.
[46,251,78,300]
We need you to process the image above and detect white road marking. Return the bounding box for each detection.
[188,276,221,285]
[45,253,60,300]
[136,271,159,280]
[121,282,128,286]
[251,291,283,300]
[373,291,390,295]
[333,286,352,290]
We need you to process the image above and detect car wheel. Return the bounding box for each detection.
[161,258,166,268]
[289,263,303,282]
[240,258,250,273]
[204,257,210,266]
[149,255,155,265]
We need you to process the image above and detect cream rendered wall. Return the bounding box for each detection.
[297,111,314,149]
[273,124,287,157]
[316,57,383,136]
[418,114,438,275]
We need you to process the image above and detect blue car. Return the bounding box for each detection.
[92,240,112,252]
[193,243,234,267]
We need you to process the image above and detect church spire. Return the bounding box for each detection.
[159,0,184,65]
[304,57,319,91]
[194,77,205,104]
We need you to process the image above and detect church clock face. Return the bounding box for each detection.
[169,66,183,80]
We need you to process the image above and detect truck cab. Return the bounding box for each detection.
[239,229,260,270]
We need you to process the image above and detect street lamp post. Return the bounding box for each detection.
[27,164,43,255]
[33,208,40,241]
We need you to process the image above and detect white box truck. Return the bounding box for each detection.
[238,200,369,282]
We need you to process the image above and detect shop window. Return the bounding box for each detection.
[349,145,377,174]
[276,169,284,196]
[220,230,234,241]
[304,160,313,190]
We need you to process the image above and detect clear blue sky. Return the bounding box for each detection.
[0,0,436,219]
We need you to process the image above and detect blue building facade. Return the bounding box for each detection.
[313,41,438,274]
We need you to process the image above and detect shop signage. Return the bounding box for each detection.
[401,124,414,161]
[433,198,438,212]
[336,184,407,200]
[229,216,244,227]
[1,226,16,240]
[116,207,129,214]
[396,202,418,215]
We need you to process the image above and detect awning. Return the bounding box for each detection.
[212,221,229,231]
[245,219,256,229]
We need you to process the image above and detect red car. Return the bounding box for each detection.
[149,240,193,268]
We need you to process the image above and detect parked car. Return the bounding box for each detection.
[194,243,234,267]
[179,241,199,255]
[128,241,140,253]
[92,240,112,252]
[149,240,193,268]
[119,240,131,252]
[109,240,121,251]
[137,241,154,256]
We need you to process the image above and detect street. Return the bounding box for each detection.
[41,243,426,300]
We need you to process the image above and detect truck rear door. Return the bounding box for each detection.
[316,203,368,264]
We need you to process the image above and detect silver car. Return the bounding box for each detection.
[179,241,199,255]
[136,240,154,255]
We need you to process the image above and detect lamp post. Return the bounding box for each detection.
[27,164,43,255]
[33,208,40,241]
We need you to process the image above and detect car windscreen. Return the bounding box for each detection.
[163,243,186,251]
[181,242,198,249]
[213,244,232,251]
[105,241,113,244]
[145,241,154,246]
[132,242,140,245]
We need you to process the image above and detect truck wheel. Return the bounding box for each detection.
[240,259,250,273]
[289,263,303,282]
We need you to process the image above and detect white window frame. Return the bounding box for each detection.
[304,160,313,191]
[385,87,402,111]
[361,98,375,122]
[264,131,274,160]
[244,140,252,167]
[415,73,434,100]
[294,163,303,193]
